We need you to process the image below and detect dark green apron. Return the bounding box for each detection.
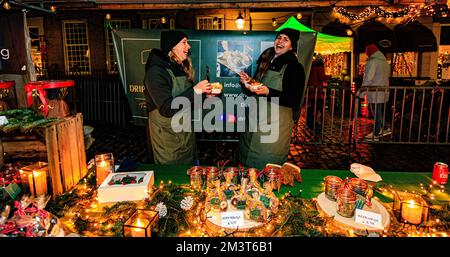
[239,64,294,169]
[148,68,196,164]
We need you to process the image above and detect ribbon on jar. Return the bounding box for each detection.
[25,81,49,116]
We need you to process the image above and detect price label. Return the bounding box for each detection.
[355,209,382,229]
[221,210,244,228]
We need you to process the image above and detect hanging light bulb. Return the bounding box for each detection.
[272,18,277,27]
[50,5,57,13]
[296,12,302,20]
[235,12,245,30]
[161,16,167,24]
[346,29,353,36]
[105,13,111,20]
[3,0,11,10]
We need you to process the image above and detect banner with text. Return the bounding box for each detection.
[112,29,316,126]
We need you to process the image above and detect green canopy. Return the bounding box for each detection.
[277,16,353,54]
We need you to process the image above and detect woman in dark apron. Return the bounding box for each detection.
[144,30,211,164]
[239,28,306,169]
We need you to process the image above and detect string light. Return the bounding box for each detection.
[332,5,446,23]
[2,0,11,10]
[272,18,277,27]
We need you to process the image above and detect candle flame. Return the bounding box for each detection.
[135,218,144,227]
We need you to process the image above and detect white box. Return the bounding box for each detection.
[98,171,154,203]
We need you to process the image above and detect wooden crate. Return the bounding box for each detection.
[0,113,87,197]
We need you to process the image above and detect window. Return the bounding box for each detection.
[393,52,418,78]
[105,19,131,74]
[438,25,450,79]
[196,15,224,30]
[28,27,45,76]
[62,20,91,75]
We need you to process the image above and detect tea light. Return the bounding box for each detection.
[19,162,48,197]
[30,170,47,197]
[95,153,114,187]
[393,191,428,225]
[401,200,423,225]
[123,209,159,237]
[131,217,149,237]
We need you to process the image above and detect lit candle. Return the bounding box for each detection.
[96,160,111,187]
[401,200,423,225]
[131,217,149,237]
[27,170,48,197]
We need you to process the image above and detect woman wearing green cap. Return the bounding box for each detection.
[144,30,211,164]
[238,28,306,169]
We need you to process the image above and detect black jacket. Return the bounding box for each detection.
[249,49,305,118]
[144,49,196,118]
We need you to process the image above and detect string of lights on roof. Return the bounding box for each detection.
[334,4,450,23]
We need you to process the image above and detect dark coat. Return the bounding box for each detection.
[251,48,305,119]
[143,49,195,118]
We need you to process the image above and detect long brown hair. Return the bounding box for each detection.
[168,51,195,83]
[255,47,275,81]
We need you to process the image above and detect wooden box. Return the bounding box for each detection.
[0,113,87,197]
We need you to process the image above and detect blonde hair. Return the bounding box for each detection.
[168,51,195,83]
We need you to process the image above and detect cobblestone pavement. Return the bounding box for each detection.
[85,117,449,173]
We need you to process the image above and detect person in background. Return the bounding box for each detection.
[144,30,211,164]
[238,28,306,169]
[306,53,329,133]
[360,44,391,141]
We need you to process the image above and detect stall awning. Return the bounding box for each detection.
[356,20,395,53]
[394,21,437,52]
[277,16,353,55]
[322,20,355,38]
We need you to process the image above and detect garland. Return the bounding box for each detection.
[0,109,59,133]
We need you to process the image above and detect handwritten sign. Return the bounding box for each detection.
[221,211,244,228]
[355,209,382,229]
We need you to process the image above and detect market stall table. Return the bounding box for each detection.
[38,164,450,237]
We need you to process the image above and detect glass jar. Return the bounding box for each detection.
[189,168,203,190]
[0,80,17,111]
[267,170,281,192]
[224,167,239,185]
[348,178,368,197]
[324,176,343,201]
[336,187,357,218]
[205,166,220,189]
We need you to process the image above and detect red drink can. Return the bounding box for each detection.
[432,162,448,185]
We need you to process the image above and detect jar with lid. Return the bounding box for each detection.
[336,187,357,218]
[205,166,220,190]
[348,178,368,197]
[324,176,343,201]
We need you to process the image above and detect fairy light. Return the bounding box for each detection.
[334,5,447,23]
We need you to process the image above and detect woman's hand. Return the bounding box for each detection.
[239,71,251,84]
[250,85,269,96]
[193,80,211,94]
